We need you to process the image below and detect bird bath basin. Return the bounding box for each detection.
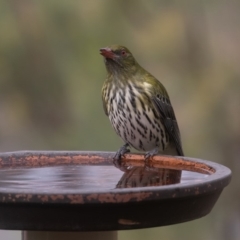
[0,151,231,240]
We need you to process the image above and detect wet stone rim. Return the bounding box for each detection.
[0,151,231,205]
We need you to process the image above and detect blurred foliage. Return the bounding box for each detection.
[0,0,239,240]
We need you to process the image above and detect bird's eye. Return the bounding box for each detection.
[121,50,126,56]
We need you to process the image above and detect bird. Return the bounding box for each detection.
[100,45,184,161]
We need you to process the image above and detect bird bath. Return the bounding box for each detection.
[0,151,231,240]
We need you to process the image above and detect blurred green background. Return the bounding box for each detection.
[0,0,239,239]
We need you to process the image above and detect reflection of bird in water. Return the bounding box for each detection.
[116,167,181,188]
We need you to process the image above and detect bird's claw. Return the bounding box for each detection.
[113,143,130,167]
[144,148,159,166]
[144,148,159,160]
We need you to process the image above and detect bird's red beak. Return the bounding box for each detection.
[100,47,115,59]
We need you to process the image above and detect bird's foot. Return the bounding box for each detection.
[145,147,159,163]
[113,143,130,167]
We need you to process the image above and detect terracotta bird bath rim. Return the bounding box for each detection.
[0,151,231,202]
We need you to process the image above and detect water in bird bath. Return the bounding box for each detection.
[0,164,210,193]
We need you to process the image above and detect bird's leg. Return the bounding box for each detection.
[113,143,130,161]
[144,148,159,161]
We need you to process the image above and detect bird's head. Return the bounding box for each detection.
[100,45,138,75]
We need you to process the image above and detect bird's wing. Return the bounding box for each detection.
[152,94,184,156]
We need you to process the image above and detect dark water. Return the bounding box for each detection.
[0,165,209,193]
